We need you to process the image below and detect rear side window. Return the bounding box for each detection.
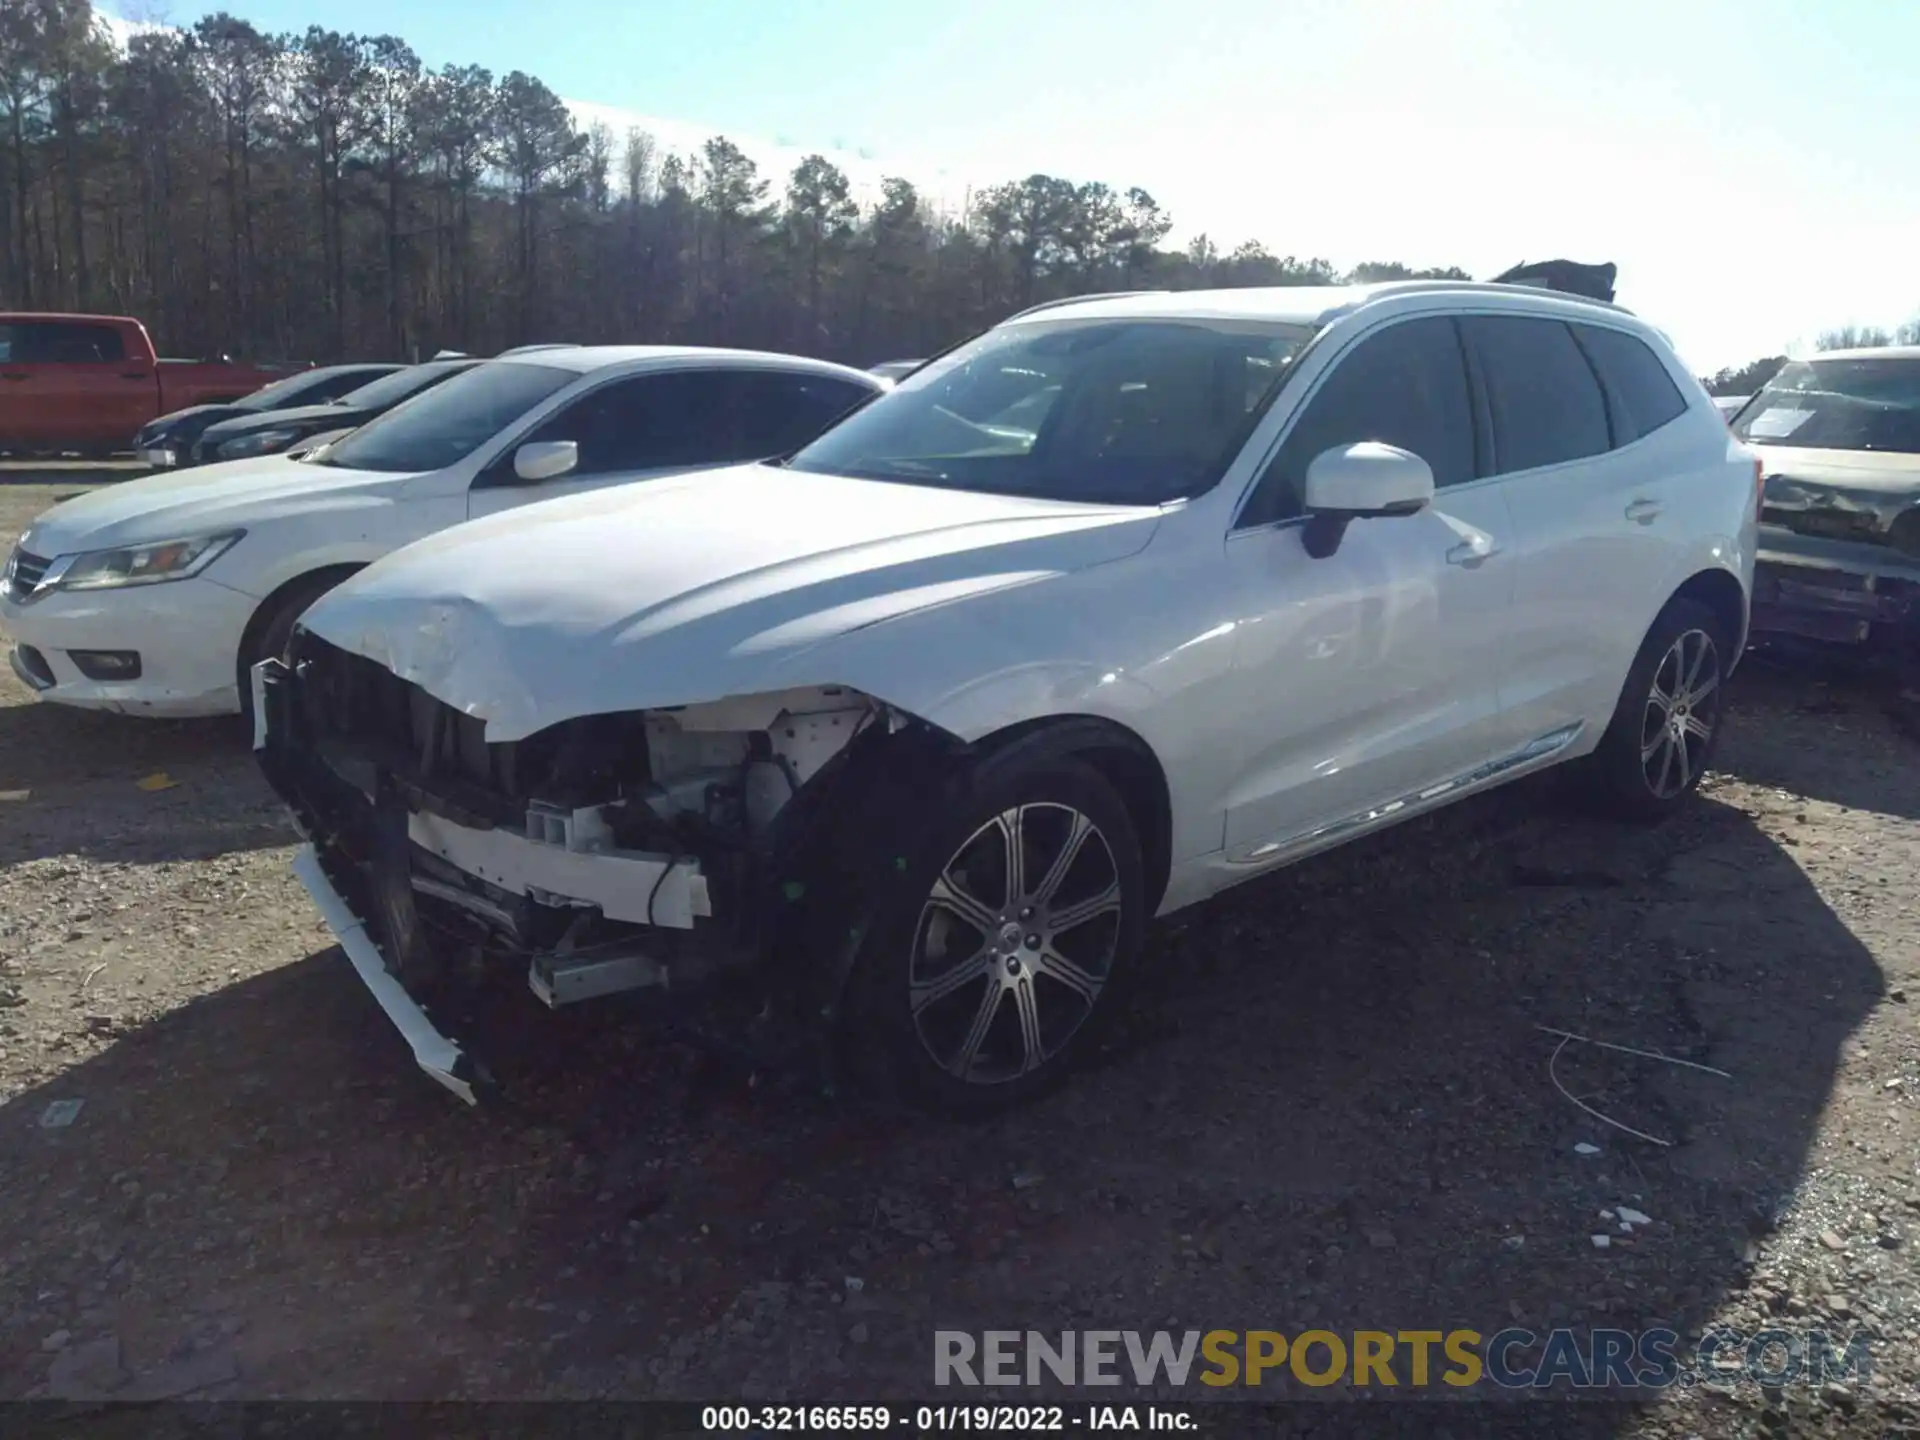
[1240,316,1476,527]
[733,372,876,458]
[1573,324,1689,443]
[2,321,126,364]
[1462,316,1610,474]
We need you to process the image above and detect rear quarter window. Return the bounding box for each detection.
[1573,323,1690,444]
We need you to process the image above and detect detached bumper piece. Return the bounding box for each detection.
[255,658,489,1104]
[1752,560,1916,650]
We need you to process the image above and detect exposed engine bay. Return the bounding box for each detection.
[258,629,935,1027]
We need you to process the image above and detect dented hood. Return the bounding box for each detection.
[300,463,1161,741]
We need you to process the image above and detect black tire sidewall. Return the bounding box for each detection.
[846,753,1147,1117]
[1588,596,1730,820]
[237,573,347,719]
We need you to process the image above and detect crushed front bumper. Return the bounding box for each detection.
[1752,527,1920,654]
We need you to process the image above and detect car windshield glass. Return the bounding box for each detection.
[785,317,1316,504]
[237,371,329,410]
[1734,357,1920,454]
[331,362,467,410]
[318,362,576,473]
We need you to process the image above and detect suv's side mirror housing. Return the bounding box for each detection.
[513,440,578,483]
[1300,443,1434,558]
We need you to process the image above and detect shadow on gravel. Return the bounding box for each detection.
[0,753,1882,1418]
[0,702,289,865]
[1725,652,1920,821]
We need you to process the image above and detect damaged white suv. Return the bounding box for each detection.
[256,281,1760,1112]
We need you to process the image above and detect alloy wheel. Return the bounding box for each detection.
[908,802,1124,1085]
[1640,627,1721,800]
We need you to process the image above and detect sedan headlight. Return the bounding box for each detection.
[55,532,245,591]
[216,429,300,460]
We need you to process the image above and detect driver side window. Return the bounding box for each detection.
[509,371,738,479]
[1238,316,1477,529]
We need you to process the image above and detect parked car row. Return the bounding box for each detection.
[5,277,1774,1116]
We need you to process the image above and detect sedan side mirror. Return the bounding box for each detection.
[1300,442,1434,559]
[513,440,578,483]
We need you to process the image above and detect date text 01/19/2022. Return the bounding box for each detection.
[699,1405,1197,1431]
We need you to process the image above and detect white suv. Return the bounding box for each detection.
[256,281,1761,1112]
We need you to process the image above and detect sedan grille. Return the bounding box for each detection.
[4,547,51,601]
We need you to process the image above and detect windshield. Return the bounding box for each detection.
[332,361,472,411]
[239,368,341,411]
[786,318,1316,504]
[1734,357,1920,454]
[318,362,576,473]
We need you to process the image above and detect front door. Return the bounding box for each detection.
[1220,314,1518,860]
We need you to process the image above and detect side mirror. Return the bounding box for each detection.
[512,440,578,483]
[1300,443,1434,559]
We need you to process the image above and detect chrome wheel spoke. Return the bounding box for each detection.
[910,948,992,1014]
[1029,810,1094,908]
[1011,977,1044,1074]
[953,982,1004,1077]
[928,873,999,938]
[1686,665,1720,708]
[1046,880,1122,936]
[992,807,1027,907]
[1683,713,1713,742]
[1037,944,1103,1005]
[1681,633,1709,693]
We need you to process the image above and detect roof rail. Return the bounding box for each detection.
[1345,278,1633,315]
[1004,290,1169,321]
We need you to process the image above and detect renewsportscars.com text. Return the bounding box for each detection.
[934,1327,1876,1391]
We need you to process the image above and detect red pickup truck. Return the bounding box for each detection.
[0,313,307,456]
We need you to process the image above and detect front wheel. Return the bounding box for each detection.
[845,754,1146,1117]
[1579,596,1729,822]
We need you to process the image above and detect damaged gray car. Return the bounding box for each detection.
[1741,347,1920,669]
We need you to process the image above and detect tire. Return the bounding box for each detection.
[236,570,352,721]
[844,753,1147,1117]
[1579,596,1729,823]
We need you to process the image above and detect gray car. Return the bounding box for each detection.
[1741,347,1920,660]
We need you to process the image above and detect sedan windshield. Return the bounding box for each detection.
[1734,357,1920,454]
[786,317,1316,504]
[332,360,473,411]
[318,362,576,473]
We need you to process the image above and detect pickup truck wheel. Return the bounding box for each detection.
[1580,597,1728,823]
[846,755,1145,1117]
[235,569,354,721]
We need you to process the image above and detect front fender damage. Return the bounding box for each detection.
[263,636,971,1095]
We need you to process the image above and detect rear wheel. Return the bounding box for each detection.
[1579,596,1728,822]
[845,754,1146,1116]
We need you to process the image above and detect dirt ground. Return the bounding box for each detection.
[5,477,1920,1434]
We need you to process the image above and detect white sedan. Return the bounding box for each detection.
[2,347,883,717]
[258,281,1759,1113]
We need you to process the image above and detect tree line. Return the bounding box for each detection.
[2,1,1907,383]
[0,0,1477,368]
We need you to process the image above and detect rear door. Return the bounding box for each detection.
[1465,314,1693,748]
[1220,314,1520,859]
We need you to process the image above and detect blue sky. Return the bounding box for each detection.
[107,0,1919,373]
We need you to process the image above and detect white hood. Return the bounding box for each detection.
[302,464,1161,741]
[21,456,417,556]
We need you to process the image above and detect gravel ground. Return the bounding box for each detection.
[4,479,1920,1435]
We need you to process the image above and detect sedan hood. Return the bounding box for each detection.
[200,401,370,445]
[20,457,416,556]
[1755,445,1920,539]
[302,465,1161,742]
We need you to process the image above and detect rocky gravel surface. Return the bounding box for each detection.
[4,480,1920,1436]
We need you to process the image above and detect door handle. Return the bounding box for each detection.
[1,373,27,382]
[1625,497,1663,524]
[1445,538,1499,567]
[120,371,149,381]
